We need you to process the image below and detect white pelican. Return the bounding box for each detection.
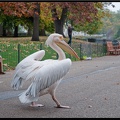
[11,33,80,109]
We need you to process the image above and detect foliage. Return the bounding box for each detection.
[99,10,120,39]
[0,2,36,17]
[72,2,111,34]
[48,2,113,35]
[0,2,114,37]
[0,2,35,35]
[49,2,98,23]
[40,2,54,33]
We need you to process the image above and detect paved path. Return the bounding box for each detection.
[0,55,120,118]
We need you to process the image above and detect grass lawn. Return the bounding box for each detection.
[0,36,81,71]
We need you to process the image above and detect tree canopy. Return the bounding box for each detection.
[0,2,113,40]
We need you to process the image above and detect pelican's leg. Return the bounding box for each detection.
[50,92,70,109]
[30,102,44,107]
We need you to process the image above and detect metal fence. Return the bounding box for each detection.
[0,42,107,72]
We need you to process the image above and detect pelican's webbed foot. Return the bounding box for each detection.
[55,105,71,109]
[30,102,44,107]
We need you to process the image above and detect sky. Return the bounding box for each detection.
[107,2,120,12]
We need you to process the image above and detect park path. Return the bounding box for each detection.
[0,55,120,118]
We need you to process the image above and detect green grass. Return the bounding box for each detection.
[0,36,79,71]
[0,36,106,71]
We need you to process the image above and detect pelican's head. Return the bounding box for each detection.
[45,33,63,46]
[45,33,80,60]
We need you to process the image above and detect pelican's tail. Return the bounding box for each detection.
[11,76,23,90]
[18,83,39,104]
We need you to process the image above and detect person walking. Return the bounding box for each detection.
[67,24,73,46]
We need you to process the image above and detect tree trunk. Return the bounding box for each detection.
[54,20,63,35]
[31,2,40,41]
[52,7,68,37]
[2,21,7,37]
[27,27,33,36]
[39,28,46,36]
[14,25,18,37]
[0,24,3,36]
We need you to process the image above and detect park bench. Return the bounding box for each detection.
[106,41,120,55]
[0,56,5,74]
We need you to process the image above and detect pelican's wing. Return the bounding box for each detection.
[11,50,45,90]
[20,58,72,98]
[15,50,45,70]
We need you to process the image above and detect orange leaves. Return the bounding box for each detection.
[0,2,36,17]
[68,2,98,24]
[48,2,99,25]
[0,2,102,23]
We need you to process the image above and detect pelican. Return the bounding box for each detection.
[11,33,80,109]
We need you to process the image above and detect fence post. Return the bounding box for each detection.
[80,43,83,59]
[0,55,5,74]
[40,43,42,50]
[97,43,98,57]
[103,44,107,56]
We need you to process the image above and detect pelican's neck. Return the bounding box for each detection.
[50,43,66,60]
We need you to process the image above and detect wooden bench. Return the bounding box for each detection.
[106,41,120,55]
[0,56,5,74]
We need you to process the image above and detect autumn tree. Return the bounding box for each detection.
[47,2,115,37]
[0,2,39,40]
[73,2,111,35]
[39,2,54,36]
[0,3,31,36]
[31,2,40,41]
[0,2,114,40]
[48,2,99,36]
[100,10,120,39]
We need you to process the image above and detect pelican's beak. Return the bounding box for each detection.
[55,39,80,60]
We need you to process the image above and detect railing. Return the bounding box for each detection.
[0,42,107,72]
